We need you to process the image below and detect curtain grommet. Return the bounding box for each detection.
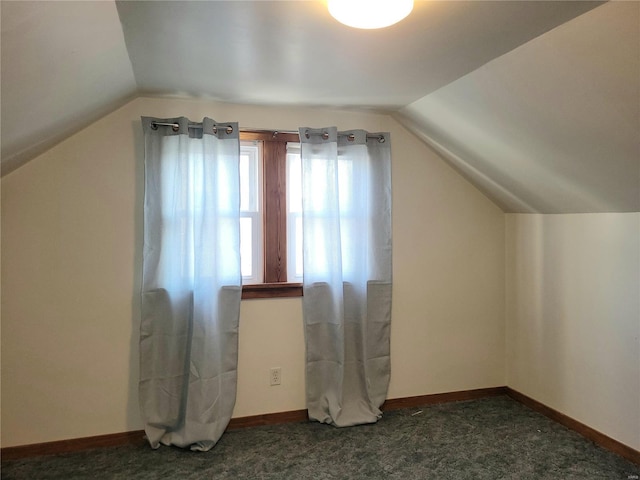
[213,125,234,135]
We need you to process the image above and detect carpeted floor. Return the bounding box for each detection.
[2,396,639,479]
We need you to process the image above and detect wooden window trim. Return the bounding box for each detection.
[240,130,302,300]
[241,283,303,300]
[263,140,287,283]
[240,131,299,143]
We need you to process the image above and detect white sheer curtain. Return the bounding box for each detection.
[140,116,241,451]
[299,127,392,427]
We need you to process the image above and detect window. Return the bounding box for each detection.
[239,141,263,284]
[239,131,303,299]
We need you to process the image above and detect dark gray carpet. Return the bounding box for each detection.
[3,396,639,479]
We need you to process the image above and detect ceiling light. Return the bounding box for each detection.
[328,0,414,29]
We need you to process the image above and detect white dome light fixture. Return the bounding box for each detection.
[328,0,414,29]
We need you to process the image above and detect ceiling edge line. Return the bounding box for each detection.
[1,93,139,178]
[392,112,537,214]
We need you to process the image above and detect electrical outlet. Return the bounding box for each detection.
[270,367,281,386]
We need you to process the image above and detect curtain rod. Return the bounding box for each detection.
[150,121,236,134]
[303,129,386,143]
[150,122,297,136]
[150,122,385,143]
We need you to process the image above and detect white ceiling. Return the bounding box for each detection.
[116,0,598,108]
[2,1,637,213]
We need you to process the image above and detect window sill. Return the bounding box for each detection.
[242,283,303,300]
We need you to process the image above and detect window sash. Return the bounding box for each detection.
[240,142,263,284]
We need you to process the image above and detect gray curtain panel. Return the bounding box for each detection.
[299,127,393,426]
[140,116,242,451]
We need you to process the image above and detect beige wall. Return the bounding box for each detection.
[1,96,506,447]
[506,213,640,450]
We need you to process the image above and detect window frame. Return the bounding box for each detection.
[240,130,303,300]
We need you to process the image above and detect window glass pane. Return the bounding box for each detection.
[240,153,250,211]
[240,143,260,213]
[295,215,303,278]
[286,143,303,281]
[287,145,302,213]
[240,216,253,278]
[239,141,263,284]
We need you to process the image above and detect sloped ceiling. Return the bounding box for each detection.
[1,1,137,175]
[397,1,640,213]
[2,1,636,214]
